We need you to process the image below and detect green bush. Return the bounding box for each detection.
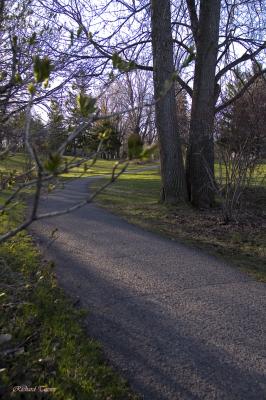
[127,133,143,160]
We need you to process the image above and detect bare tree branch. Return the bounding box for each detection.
[216,41,266,82]
[216,68,266,113]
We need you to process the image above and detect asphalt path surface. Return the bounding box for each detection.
[31,177,266,400]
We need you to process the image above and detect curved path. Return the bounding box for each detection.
[31,177,266,400]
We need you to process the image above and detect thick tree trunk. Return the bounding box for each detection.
[187,0,221,208]
[151,0,187,204]
[0,1,5,22]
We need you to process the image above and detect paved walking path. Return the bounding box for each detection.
[31,177,266,400]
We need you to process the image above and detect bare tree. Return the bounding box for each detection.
[39,0,266,209]
[185,0,221,208]
[184,0,266,207]
[151,0,187,203]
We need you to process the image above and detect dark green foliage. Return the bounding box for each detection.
[88,119,121,159]
[47,100,67,152]
[44,153,62,174]
[29,32,37,46]
[128,133,143,160]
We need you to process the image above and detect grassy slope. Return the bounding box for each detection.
[91,166,266,282]
[0,192,137,399]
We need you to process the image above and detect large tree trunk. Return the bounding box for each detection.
[151,0,187,204]
[0,1,5,23]
[186,0,221,208]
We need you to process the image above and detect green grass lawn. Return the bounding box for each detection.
[0,152,264,184]
[214,161,266,187]
[0,192,137,399]
[0,152,159,179]
[0,153,29,174]
[63,157,266,186]
[60,157,159,178]
[91,167,266,282]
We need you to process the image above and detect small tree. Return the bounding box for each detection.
[215,71,266,222]
[89,118,121,159]
[47,100,67,152]
[127,133,143,160]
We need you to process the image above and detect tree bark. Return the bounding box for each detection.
[186,0,221,208]
[0,1,5,23]
[151,0,187,203]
